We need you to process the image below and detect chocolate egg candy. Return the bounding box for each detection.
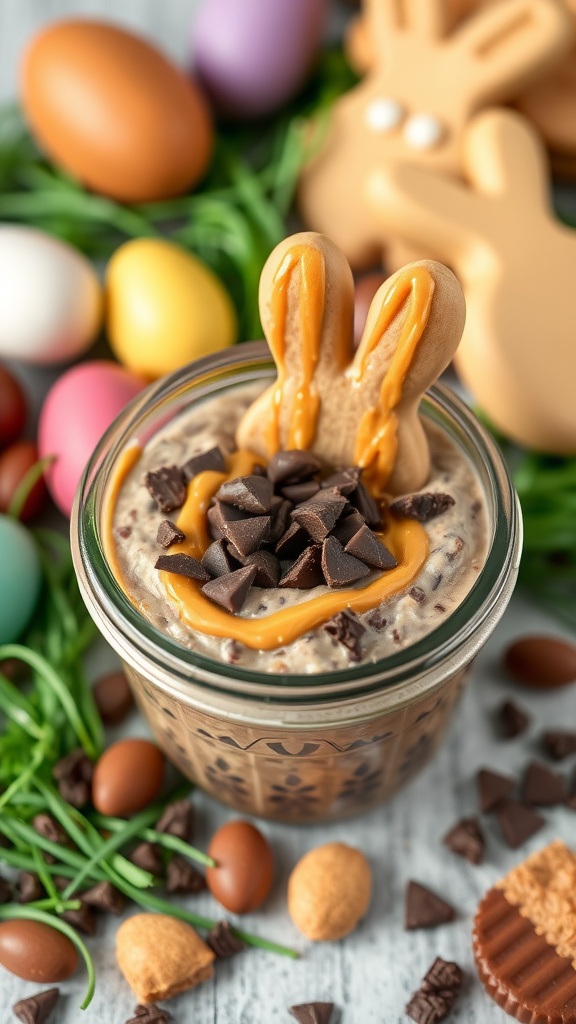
[0,440,47,521]
[0,919,77,981]
[92,739,165,816]
[0,366,26,448]
[206,821,274,914]
[353,272,386,349]
[504,635,576,689]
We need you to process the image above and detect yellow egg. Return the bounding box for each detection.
[106,239,237,378]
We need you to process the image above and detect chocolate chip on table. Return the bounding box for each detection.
[321,467,360,495]
[19,871,44,903]
[52,748,94,808]
[522,761,568,805]
[390,492,455,522]
[181,445,226,482]
[289,1003,336,1024]
[280,545,324,589]
[13,988,60,1024]
[62,901,97,935]
[291,490,347,542]
[165,855,206,895]
[201,539,238,578]
[80,881,125,915]
[442,817,485,864]
[130,842,164,876]
[32,813,67,845]
[243,549,281,588]
[92,669,135,727]
[156,519,185,549]
[477,768,516,813]
[495,799,545,849]
[0,877,12,904]
[323,609,366,662]
[351,480,381,528]
[218,513,271,557]
[126,1005,173,1024]
[503,635,576,689]
[497,698,531,738]
[155,552,211,582]
[145,466,186,513]
[406,957,463,1024]
[266,449,322,485]
[405,881,455,930]
[321,535,371,587]
[202,564,258,612]
[154,799,194,843]
[275,521,309,559]
[205,920,245,959]
[281,479,321,503]
[542,730,576,760]
[217,474,273,514]
[344,524,398,570]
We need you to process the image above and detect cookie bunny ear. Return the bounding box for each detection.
[351,260,465,493]
[463,107,550,209]
[451,0,573,110]
[365,0,450,42]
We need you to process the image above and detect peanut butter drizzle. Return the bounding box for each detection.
[266,244,326,454]
[353,265,435,492]
[102,442,144,597]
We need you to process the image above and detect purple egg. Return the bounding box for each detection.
[191,0,327,119]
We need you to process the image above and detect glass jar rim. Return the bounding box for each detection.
[72,342,521,705]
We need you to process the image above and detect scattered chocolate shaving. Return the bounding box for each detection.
[321,535,371,587]
[323,609,366,661]
[202,564,257,612]
[19,872,44,903]
[497,698,531,739]
[289,1003,335,1024]
[145,466,186,513]
[32,813,67,845]
[477,768,516,814]
[495,799,545,849]
[155,553,210,582]
[332,510,365,545]
[281,480,320,503]
[266,449,322,485]
[344,524,397,570]
[93,670,134,726]
[52,749,93,808]
[405,881,455,930]
[542,730,576,760]
[201,539,238,578]
[154,799,194,843]
[129,841,163,875]
[13,988,59,1024]
[275,521,309,559]
[351,481,381,528]
[205,921,245,958]
[165,854,206,895]
[390,492,455,522]
[406,957,463,1024]
[322,467,360,495]
[217,474,273,514]
[126,1005,173,1024]
[442,817,485,864]
[181,446,226,482]
[80,880,125,915]
[280,545,324,589]
[62,901,97,935]
[218,514,271,557]
[243,549,281,588]
[291,490,347,542]
[523,761,568,805]
[0,877,12,904]
[156,520,185,548]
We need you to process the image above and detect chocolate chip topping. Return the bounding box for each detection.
[406,957,463,1024]
[344,524,397,570]
[497,698,531,738]
[266,449,322,485]
[165,854,206,895]
[218,514,271,557]
[477,768,516,813]
[217,474,274,514]
[275,521,309,558]
[351,480,381,528]
[405,881,456,930]
[201,539,238,578]
[281,479,321,503]
[332,510,365,545]
[280,545,324,589]
[80,881,125,915]
[155,553,210,582]
[321,535,371,588]
[542,730,576,760]
[13,988,60,1024]
[443,817,485,864]
[145,466,186,513]
[321,467,360,495]
[205,920,245,959]
[323,609,366,662]
[523,761,568,805]
[289,1003,335,1024]
[243,550,281,588]
[181,445,226,482]
[291,490,347,542]
[267,497,293,544]
[390,492,455,522]
[126,1005,173,1024]
[156,520,185,548]
[202,565,258,612]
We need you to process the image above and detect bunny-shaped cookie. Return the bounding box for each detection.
[368,107,576,452]
[236,232,465,495]
[298,0,572,270]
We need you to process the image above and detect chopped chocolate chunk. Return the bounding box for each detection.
[275,521,309,559]
[165,854,206,895]
[205,921,245,959]
[390,492,455,522]
[542,730,576,760]
[19,871,44,903]
[155,552,210,582]
[13,988,59,1024]
[62,901,97,935]
[280,545,324,589]
[321,467,360,495]
[405,881,455,930]
[495,799,545,849]
[366,608,387,631]
[332,510,365,545]
[497,698,531,739]
[267,497,293,544]
[443,817,485,864]
[243,550,281,588]
[181,445,226,481]
[291,490,347,542]
[154,799,194,843]
[219,514,271,557]
[52,749,93,808]
[156,520,185,548]
[351,480,381,528]
[202,564,257,612]
[266,449,322,485]
[477,768,516,813]
[145,466,186,513]
[126,1005,173,1024]
[289,1003,335,1024]
[323,609,366,662]
[406,957,463,1024]
[93,669,134,726]
[281,479,321,503]
[116,525,132,539]
[32,813,67,845]
[523,761,568,805]
[80,880,125,915]
[344,525,397,570]
[409,586,426,603]
[130,841,163,875]
[201,539,238,578]
[321,535,371,587]
[217,474,273,514]
[0,877,12,903]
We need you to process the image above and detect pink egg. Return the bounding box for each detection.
[39,361,145,517]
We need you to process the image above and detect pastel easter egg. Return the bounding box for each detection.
[0,514,42,643]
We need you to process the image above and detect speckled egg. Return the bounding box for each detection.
[0,514,42,643]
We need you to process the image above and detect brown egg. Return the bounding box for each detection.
[504,635,576,689]
[0,367,26,448]
[92,669,134,727]
[353,271,386,349]
[206,820,274,914]
[21,20,213,203]
[0,441,47,521]
[0,919,77,982]
[92,738,165,816]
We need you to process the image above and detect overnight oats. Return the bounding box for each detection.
[72,233,522,822]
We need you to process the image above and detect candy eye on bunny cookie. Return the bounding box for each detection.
[365,98,446,150]
[365,97,405,133]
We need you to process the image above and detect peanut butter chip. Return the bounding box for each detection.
[287,842,372,941]
[116,913,215,1003]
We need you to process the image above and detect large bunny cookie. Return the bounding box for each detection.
[368,108,576,453]
[299,0,572,270]
[237,233,465,495]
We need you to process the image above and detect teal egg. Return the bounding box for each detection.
[0,514,42,643]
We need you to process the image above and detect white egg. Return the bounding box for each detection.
[0,225,103,364]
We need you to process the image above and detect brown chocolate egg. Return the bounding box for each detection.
[92,738,165,816]
[0,367,26,448]
[206,820,274,914]
[353,271,386,349]
[504,635,576,689]
[21,20,213,203]
[0,441,47,521]
[0,919,77,982]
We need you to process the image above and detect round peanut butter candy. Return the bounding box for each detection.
[287,842,372,941]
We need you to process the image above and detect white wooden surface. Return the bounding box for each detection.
[1,3,576,1023]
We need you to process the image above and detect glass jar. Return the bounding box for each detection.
[71,342,522,823]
